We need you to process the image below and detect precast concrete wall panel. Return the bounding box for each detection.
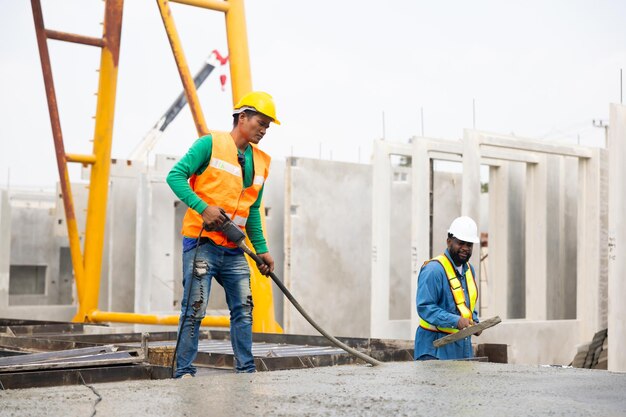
[475,319,579,365]
[0,190,11,310]
[154,154,227,312]
[562,156,579,320]
[99,205,111,311]
[598,152,609,330]
[9,194,65,306]
[135,163,227,317]
[544,155,578,320]
[263,159,285,326]
[489,161,527,319]
[576,148,608,342]
[507,162,526,318]
[608,103,626,371]
[431,169,463,257]
[389,168,411,320]
[394,168,463,320]
[135,175,183,314]
[154,155,179,172]
[172,201,185,309]
[55,181,90,239]
[545,155,564,320]
[82,161,145,313]
[105,160,142,313]
[284,157,371,337]
[1,189,75,320]
[150,180,180,312]
[135,174,151,314]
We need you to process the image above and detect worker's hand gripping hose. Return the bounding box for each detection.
[219,219,383,367]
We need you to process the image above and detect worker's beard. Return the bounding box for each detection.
[450,249,471,266]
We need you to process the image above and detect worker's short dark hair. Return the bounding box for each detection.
[233,109,258,128]
[448,233,454,239]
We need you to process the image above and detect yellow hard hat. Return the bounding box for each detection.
[233,91,280,125]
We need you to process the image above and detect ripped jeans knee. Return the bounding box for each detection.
[186,259,210,337]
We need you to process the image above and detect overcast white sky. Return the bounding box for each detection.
[1,0,625,188]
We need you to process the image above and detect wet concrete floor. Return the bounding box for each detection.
[2,361,626,417]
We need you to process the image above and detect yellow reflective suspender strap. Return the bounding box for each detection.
[434,255,472,320]
[418,257,458,333]
[419,318,458,334]
[418,254,478,334]
[466,265,478,313]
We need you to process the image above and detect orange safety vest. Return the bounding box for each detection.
[181,131,271,248]
[419,254,478,334]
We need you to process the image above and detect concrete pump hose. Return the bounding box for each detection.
[238,243,383,367]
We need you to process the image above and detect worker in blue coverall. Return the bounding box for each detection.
[414,216,482,360]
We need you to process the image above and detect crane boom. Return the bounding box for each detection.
[128,54,219,161]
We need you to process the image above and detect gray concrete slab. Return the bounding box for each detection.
[2,362,625,416]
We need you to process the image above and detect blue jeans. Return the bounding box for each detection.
[175,241,255,377]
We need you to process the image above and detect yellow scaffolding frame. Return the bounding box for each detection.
[30,0,282,333]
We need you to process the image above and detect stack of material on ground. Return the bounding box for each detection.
[571,329,608,370]
[0,319,155,390]
[0,318,423,389]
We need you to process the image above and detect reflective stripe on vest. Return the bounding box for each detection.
[209,157,242,177]
[419,254,478,334]
[181,131,271,248]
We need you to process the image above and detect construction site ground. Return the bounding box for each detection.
[2,361,625,417]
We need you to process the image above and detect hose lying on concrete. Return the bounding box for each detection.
[237,241,383,367]
[172,218,383,377]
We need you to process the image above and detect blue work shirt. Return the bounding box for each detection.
[414,249,479,360]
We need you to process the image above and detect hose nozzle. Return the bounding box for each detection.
[201,209,246,245]
[220,219,246,244]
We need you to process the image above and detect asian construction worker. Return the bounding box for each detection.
[166,91,279,377]
[414,216,482,360]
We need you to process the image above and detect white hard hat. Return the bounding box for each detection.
[448,216,480,243]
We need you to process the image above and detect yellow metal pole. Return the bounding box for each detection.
[156,0,209,136]
[66,153,97,165]
[80,0,124,321]
[88,310,230,327]
[155,0,280,332]
[224,0,252,102]
[225,0,281,333]
[247,204,283,333]
[170,0,230,12]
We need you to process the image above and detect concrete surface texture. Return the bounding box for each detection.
[2,362,626,417]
